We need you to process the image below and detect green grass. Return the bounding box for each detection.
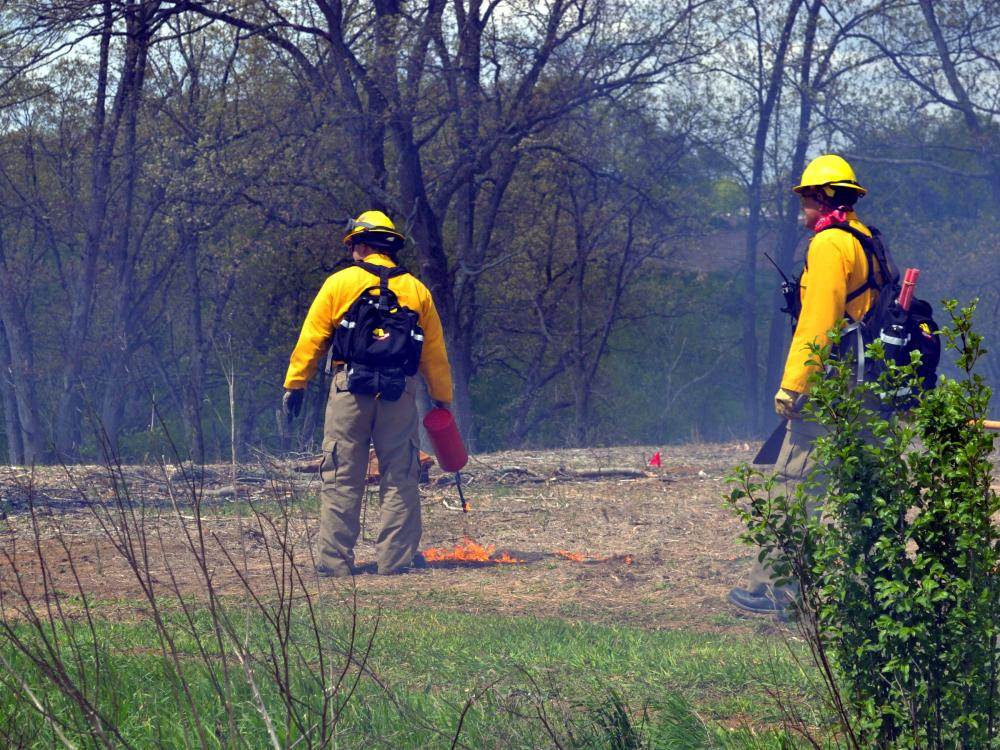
[0,603,826,749]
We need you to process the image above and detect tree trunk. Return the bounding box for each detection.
[98,2,154,457]
[0,228,47,463]
[742,209,762,434]
[390,114,469,441]
[55,2,116,459]
[0,295,46,463]
[0,322,25,465]
[765,0,820,403]
[743,0,805,435]
[571,199,589,446]
[445,342,476,450]
[182,227,207,464]
[448,0,483,449]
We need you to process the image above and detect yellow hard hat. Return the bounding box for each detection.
[793,154,867,196]
[342,210,405,251]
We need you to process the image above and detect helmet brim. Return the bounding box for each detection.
[342,230,405,251]
[793,180,867,196]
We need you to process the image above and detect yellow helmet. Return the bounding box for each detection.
[793,154,867,196]
[342,210,405,252]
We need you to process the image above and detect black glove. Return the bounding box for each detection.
[282,389,304,418]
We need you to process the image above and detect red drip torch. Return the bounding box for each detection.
[898,268,919,311]
[423,407,469,512]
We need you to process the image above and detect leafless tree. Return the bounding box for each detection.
[183,0,717,447]
[847,0,1000,196]
[486,104,698,446]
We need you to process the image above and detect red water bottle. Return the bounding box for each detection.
[423,408,468,472]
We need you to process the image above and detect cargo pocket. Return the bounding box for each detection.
[333,367,350,394]
[405,436,421,481]
[319,443,339,483]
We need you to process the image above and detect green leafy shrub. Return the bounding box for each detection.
[728,300,1000,748]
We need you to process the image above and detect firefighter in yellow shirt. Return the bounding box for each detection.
[282,210,453,576]
[729,155,881,616]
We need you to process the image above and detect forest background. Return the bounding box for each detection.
[1,0,998,465]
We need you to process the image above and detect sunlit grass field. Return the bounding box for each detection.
[0,601,825,749]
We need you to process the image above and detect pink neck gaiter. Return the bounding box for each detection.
[813,208,850,233]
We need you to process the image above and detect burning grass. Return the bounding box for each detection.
[554,550,634,565]
[417,537,636,569]
[422,535,525,564]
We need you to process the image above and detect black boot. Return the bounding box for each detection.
[727,585,794,615]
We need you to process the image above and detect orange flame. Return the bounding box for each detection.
[556,551,633,565]
[422,536,524,564]
[492,551,523,563]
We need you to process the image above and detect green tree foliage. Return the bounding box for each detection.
[6,1,1000,461]
[728,301,1000,748]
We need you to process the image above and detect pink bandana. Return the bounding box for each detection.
[813,208,850,233]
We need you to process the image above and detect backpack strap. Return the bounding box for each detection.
[355,260,408,310]
[355,259,408,281]
[817,222,898,307]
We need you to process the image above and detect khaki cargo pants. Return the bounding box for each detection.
[746,398,894,596]
[746,418,826,595]
[316,367,422,576]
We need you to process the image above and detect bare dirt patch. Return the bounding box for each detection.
[0,443,782,636]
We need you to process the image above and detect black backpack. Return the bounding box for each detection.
[819,223,940,404]
[330,261,424,401]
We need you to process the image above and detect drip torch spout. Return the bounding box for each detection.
[456,471,468,513]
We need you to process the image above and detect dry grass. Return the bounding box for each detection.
[0,442,786,636]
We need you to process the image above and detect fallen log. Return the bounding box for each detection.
[552,468,648,481]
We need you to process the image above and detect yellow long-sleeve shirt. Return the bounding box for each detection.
[283,254,453,403]
[781,215,879,393]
